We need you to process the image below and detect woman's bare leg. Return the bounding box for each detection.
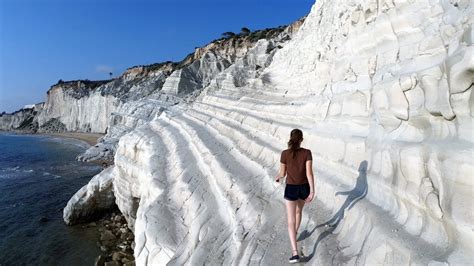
[295,200,305,233]
[285,200,298,255]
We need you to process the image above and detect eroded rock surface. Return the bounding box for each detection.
[61,21,303,225]
[26,0,473,264]
[108,0,473,265]
[63,167,116,225]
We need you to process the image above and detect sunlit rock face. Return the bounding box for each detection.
[63,18,302,224]
[0,103,43,132]
[66,0,473,265]
[262,0,473,264]
[38,83,117,133]
[76,27,298,163]
[63,167,116,225]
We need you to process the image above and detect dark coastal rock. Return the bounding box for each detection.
[122,258,135,266]
[93,211,135,265]
[104,261,121,266]
[94,254,106,266]
[39,118,67,133]
[112,251,123,261]
[39,216,48,223]
[100,230,116,242]
[117,243,127,251]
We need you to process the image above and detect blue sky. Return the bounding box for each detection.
[0,0,314,113]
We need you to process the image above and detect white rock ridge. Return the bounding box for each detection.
[63,167,115,225]
[67,0,473,265]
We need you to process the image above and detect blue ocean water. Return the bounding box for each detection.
[0,133,103,265]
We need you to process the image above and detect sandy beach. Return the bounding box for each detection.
[45,132,104,146]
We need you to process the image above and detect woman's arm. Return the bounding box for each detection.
[275,163,287,182]
[305,160,315,202]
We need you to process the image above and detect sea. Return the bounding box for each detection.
[0,133,103,265]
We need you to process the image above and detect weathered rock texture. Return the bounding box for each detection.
[38,80,116,133]
[81,24,300,163]
[63,166,116,225]
[0,103,43,133]
[105,0,473,265]
[17,0,474,264]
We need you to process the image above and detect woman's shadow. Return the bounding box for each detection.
[298,160,369,262]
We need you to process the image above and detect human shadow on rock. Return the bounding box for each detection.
[299,160,368,262]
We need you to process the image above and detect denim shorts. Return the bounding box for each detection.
[284,183,310,201]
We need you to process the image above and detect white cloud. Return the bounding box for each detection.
[95,65,114,73]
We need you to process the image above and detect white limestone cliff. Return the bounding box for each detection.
[0,103,43,132]
[63,0,473,265]
[76,24,301,163]
[60,20,303,225]
[38,83,117,133]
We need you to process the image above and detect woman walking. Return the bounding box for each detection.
[275,129,315,263]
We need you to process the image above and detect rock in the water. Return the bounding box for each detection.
[63,167,115,225]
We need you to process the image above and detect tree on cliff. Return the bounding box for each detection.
[109,72,113,79]
[222,31,236,38]
[241,27,251,34]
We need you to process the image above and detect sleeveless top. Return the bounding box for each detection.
[280,148,312,185]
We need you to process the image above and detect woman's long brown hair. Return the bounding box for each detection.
[287,129,303,159]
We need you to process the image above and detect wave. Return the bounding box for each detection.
[0,166,20,172]
[0,167,63,179]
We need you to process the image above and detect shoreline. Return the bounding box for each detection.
[43,132,104,146]
[0,130,104,146]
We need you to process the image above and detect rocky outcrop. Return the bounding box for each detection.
[39,118,67,133]
[0,103,43,132]
[37,80,118,133]
[63,167,116,225]
[101,0,472,265]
